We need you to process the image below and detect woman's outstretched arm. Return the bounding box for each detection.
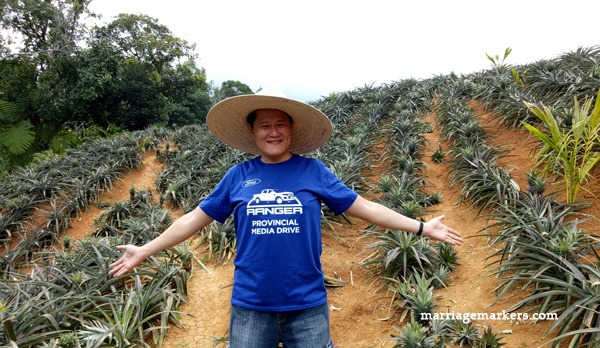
[344,196,463,246]
[109,206,214,277]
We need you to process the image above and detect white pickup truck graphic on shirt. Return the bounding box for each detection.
[252,189,297,204]
[247,188,303,216]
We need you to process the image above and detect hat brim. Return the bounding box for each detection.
[206,94,332,155]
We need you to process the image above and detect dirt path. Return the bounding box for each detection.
[65,149,184,243]
[62,114,599,347]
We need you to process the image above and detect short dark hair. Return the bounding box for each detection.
[247,110,293,128]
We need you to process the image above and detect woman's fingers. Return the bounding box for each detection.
[448,228,464,243]
[108,245,133,277]
[429,215,464,246]
[108,260,125,276]
[108,257,122,268]
[110,262,131,278]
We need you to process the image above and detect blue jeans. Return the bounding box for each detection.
[229,304,334,348]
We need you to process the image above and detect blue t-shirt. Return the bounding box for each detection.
[199,154,358,311]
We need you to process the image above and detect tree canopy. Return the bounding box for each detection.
[211,80,254,103]
[0,2,225,170]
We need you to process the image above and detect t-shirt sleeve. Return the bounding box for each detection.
[198,168,234,223]
[316,160,358,215]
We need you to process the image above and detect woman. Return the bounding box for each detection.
[109,90,463,348]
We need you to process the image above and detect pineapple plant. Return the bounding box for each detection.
[526,169,546,203]
[129,185,136,200]
[474,325,505,348]
[391,322,435,348]
[431,146,445,163]
[449,319,481,347]
[407,273,440,326]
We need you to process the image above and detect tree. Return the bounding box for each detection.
[0,56,42,164]
[0,6,212,169]
[94,14,195,73]
[221,80,253,98]
[1,0,94,157]
[161,60,211,126]
[1,0,93,72]
[113,59,167,129]
[88,14,210,129]
[522,87,600,203]
[211,80,254,103]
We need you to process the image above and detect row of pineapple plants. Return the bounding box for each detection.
[351,82,510,347]
[389,274,505,348]
[359,81,452,287]
[154,124,250,263]
[1,188,191,346]
[471,46,600,346]
[0,133,151,276]
[1,45,598,347]
[433,75,600,347]
[0,128,196,346]
[473,45,600,127]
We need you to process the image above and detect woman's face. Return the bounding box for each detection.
[248,109,293,163]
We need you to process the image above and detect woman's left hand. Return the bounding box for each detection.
[423,215,464,246]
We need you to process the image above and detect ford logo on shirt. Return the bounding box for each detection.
[242,179,261,187]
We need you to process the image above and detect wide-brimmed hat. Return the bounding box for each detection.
[206,89,333,155]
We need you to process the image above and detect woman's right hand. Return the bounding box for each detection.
[108,207,214,278]
[108,245,148,278]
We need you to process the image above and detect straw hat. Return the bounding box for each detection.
[206,89,333,155]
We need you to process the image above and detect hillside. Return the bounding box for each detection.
[58,103,599,348]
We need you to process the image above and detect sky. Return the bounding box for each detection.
[88,0,600,102]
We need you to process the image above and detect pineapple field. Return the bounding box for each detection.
[1,46,600,348]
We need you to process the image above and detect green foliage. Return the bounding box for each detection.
[522,87,600,202]
[212,80,254,103]
[359,228,440,288]
[95,13,196,72]
[436,242,459,271]
[0,183,187,347]
[508,252,600,347]
[0,100,18,123]
[449,319,481,347]
[478,184,600,347]
[483,191,590,302]
[48,129,81,154]
[1,0,91,68]
[391,273,441,326]
[0,98,37,168]
[0,119,35,155]
[486,47,524,87]
[486,47,513,69]
[1,7,211,166]
[162,59,212,126]
[431,146,445,163]
[200,218,237,264]
[476,325,505,348]
[391,322,436,348]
